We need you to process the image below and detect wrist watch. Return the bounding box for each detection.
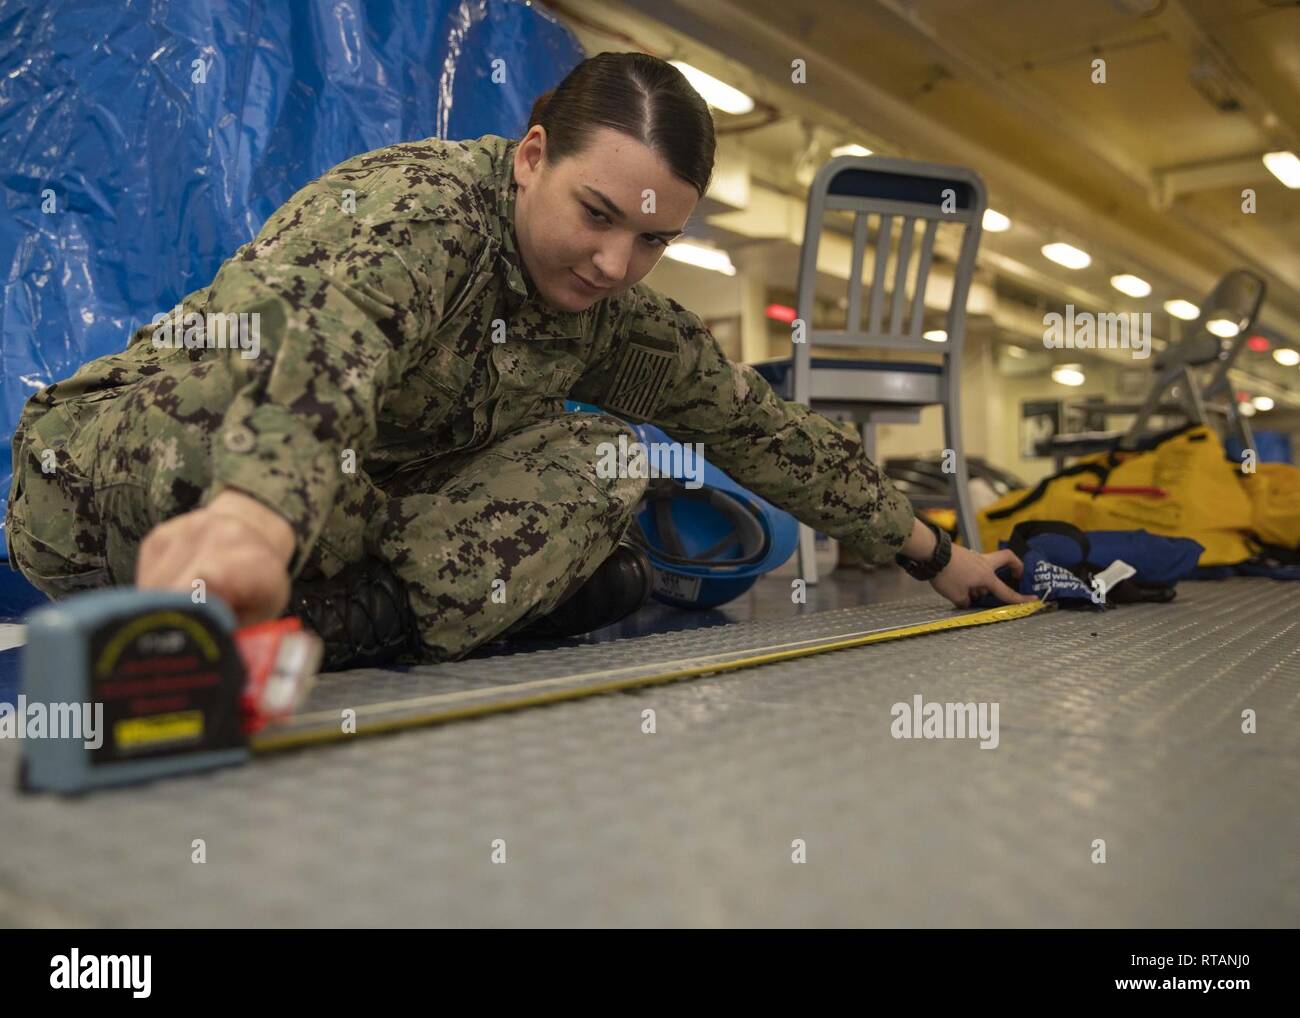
[895,518,953,581]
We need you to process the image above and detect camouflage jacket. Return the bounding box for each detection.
[16,134,914,573]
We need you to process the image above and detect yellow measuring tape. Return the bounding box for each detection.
[251,600,1050,754]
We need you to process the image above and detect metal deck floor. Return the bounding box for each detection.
[1,576,1297,927]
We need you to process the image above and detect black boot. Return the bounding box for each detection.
[287,556,418,671]
[508,542,654,640]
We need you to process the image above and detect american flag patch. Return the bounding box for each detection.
[602,342,676,420]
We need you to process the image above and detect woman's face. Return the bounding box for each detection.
[512,125,699,312]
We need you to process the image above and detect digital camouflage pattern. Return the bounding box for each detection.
[6,134,915,661]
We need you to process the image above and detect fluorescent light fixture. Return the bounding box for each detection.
[1005,345,1027,358]
[1252,395,1275,412]
[923,329,947,342]
[1052,365,1086,386]
[1206,318,1240,338]
[1163,299,1199,321]
[1110,273,1151,298]
[1041,242,1091,270]
[1273,348,1300,367]
[982,209,1011,232]
[663,241,737,275]
[1262,150,1300,189]
[831,144,873,158]
[669,62,754,115]
[1238,400,1258,418]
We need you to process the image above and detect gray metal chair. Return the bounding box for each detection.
[1048,268,1266,468]
[754,155,988,582]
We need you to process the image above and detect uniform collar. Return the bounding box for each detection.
[495,138,591,339]
[497,140,532,313]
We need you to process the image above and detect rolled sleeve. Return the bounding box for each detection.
[196,215,477,576]
[205,404,343,576]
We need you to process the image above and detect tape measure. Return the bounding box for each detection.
[18,589,321,794]
[19,590,249,794]
[16,591,1050,790]
[251,600,1052,753]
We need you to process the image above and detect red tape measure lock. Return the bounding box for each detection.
[234,618,323,733]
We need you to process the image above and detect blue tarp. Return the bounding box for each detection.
[0,0,582,608]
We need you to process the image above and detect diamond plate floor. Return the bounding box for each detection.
[1,576,1297,927]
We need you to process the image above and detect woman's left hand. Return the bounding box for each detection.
[930,545,1039,609]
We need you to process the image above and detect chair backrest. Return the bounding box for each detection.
[1123,268,1267,453]
[786,156,990,557]
[1156,268,1266,372]
[791,155,987,404]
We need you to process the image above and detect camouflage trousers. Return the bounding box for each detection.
[6,364,647,663]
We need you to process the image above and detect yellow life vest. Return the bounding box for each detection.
[976,425,1257,566]
[977,457,1109,551]
[1241,461,1300,550]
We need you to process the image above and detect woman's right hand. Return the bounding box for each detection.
[135,488,296,626]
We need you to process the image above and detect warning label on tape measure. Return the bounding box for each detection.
[88,608,247,764]
[115,710,205,751]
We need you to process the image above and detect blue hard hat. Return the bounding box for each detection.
[627,423,798,609]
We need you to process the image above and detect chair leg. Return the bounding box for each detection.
[798,523,820,586]
[859,419,878,462]
[945,404,982,553]
[1234,407,1258,463]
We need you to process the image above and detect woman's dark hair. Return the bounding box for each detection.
[526,52,716,198]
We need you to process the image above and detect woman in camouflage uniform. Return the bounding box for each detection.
[6,52,1032,669]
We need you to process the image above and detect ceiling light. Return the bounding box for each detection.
[831,144,872,158]
[923,330,947,342]
[669,62,754,115]
[982,209,1011,232]
[1110,274,1152,298]
[1273,348,1300,367]
[1206,318,1240,338]
[663,241,737,275]
[1262,151,1300,189]
[1163,299,1199,321]
[1041,242,1091,270]
[1252,395,1275,412]
[1052,365,1086,386]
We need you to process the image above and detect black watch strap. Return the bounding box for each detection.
[896,519,953,581]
